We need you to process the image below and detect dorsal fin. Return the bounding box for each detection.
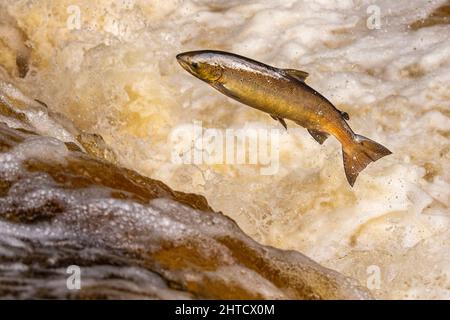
[283,68,309,82]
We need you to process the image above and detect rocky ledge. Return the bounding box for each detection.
[0,80,371,299]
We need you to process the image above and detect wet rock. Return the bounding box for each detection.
[0,122,371,299]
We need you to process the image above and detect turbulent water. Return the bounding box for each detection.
[0,85,371,299]
[0,0,449,299]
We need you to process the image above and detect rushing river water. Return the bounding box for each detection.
[0,0,449,299]
[0,86,371,299]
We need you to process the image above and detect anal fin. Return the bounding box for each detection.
[307,129,329,145]
[270,115,287,130]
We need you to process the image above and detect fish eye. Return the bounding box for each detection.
[192,62,199,68]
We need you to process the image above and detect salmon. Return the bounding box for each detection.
[176,50,391,186]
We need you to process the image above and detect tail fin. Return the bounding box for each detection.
[343,134,392,187]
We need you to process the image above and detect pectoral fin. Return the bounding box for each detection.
[270,115,287,130]
[283,69,309,82]
[307,129,329,144]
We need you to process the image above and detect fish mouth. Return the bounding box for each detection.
[176,53,194,74]
[176,51,223,82]
[176,53,187,64]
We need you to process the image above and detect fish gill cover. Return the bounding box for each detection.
[0,0,449,299]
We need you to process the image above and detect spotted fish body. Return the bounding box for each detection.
[176,50,391,186]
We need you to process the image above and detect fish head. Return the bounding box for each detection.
[176,51,223,83]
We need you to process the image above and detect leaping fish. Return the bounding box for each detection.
[176,50,391,186]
